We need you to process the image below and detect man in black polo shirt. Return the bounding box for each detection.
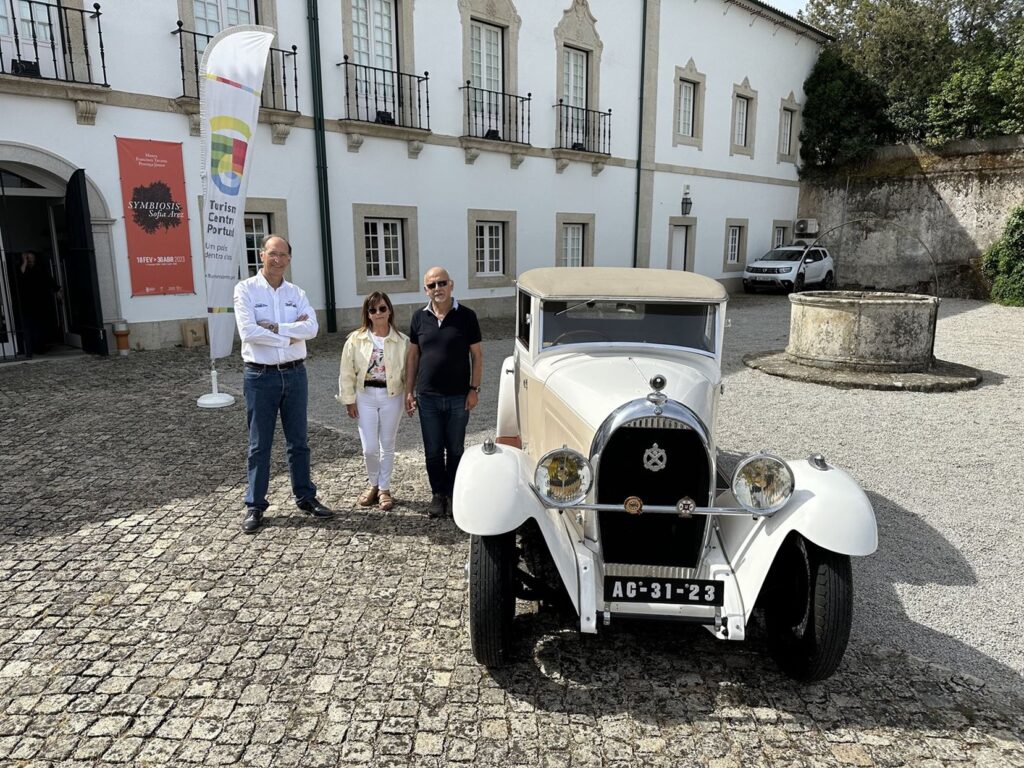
[405,266,483,518]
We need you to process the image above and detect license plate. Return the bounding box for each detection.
[754,276,771,282]
[604,577,724,606]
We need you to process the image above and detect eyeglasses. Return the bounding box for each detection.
[367,305,389,315]
[263,250,290,259]
[425,279,449,290]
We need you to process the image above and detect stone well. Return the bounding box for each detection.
[786,291,939,372]
[743,290,982,391]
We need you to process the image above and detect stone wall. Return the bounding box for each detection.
[798,135,1024,297]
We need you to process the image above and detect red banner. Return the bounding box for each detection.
[116,138,194,296]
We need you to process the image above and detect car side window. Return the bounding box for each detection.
[516,290,531,347]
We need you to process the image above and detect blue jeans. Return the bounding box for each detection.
[243,363,316,510]
[416,393,470,497]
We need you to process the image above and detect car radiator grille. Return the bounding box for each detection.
[596,421,711,569]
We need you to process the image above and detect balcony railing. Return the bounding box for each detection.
[172,22,299,112]
[459,83,530,144]
[0,1,108,86]
[339,56,429,131]
[554,100,612,155]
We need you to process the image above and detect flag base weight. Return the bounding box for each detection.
[198,392,235,408]
[197,363,234,409]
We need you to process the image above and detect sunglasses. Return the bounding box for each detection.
[367,305,389,314]
[425,279,449,290]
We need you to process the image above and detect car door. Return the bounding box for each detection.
[805,250,825,284]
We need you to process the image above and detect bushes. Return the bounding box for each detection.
[983,205,1024,306]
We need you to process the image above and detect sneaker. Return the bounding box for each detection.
[242,508,263,534]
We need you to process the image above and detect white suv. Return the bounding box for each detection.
[742,245,835,293]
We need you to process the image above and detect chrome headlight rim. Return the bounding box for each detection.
[732,452,794,515]
[534,447,594,507]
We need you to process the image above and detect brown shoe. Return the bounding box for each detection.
[357,486,379,506]
[378,490,394,511]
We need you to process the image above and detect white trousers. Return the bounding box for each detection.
[355,387,403,490]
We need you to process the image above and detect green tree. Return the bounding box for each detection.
[983,205,1024,306]
[799,47,893,171]
[804,0,956,141]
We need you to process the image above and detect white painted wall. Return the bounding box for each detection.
[0,0,823,347]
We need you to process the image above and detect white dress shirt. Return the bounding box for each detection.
[234,270,318,364]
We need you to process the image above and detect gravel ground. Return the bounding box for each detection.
[224,294,1024,697]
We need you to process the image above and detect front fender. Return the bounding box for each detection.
[453,443,542,535]
[717,458,876,622]
[453,443,582,614]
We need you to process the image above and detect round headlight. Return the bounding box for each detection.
[732,453,794,514]
[534,448,593,507]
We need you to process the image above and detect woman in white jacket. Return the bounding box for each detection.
[337,291,409,510]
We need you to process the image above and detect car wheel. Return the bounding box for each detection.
[469,532,516,666]
[823,271,835,290]
[763,535,853,681]
[743,283,754,294]
[792,274,806,294]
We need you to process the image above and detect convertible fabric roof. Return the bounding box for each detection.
[517,267,728,301]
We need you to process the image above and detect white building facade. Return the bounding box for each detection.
[0,0,826,356]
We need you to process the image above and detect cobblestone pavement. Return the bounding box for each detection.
[1,302,1023,767]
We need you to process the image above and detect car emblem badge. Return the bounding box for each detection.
[676,497,696,518]
[623,496,643,515]
[643,443,667,472]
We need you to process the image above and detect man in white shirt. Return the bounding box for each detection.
[234,234,333,533]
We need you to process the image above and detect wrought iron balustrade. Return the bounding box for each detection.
[459,83,531,144]
[172,22,299,112]
[0,0,108,86]
[554,100,612,155]
[339,56,429,131]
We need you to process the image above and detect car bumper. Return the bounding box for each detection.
[743,276,794,290]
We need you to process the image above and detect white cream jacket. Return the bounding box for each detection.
[337,326,409,404]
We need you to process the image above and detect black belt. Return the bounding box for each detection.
[245,359,305,371]
[362,379,387,388]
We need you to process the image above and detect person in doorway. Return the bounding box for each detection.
[233,234,333,534]
[337,291,409,511]
[405,267,483,518]
[16,251,61,355]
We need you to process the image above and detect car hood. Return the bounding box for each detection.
[533,349,719,456]
[748,260,801,270]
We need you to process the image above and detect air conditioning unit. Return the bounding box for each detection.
[794,218,819,236]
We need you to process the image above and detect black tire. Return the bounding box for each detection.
[763,535,853,682]
[792,274,806,294]
[469,532,516,666]
[743,284,754,294]
[823,271,835,290]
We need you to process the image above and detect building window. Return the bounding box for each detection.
[352,204,419,295]
[364,218,404,279]
[475,221,505,276]
[672,59,706,149]
[242,213,270,277]
[554,3,603,150]
[771,220,792,249]
[555,212,595,267]
[733,97,749,148]
[779,109,793,156]
[774,226,786,248]
[678,80,696,137]
[722,218,749,273]
[460,0,521,140]
[561,224,584,267]
[778,93,800,164]
[730,79,758,158]
[193,0,253,36]
[467,209,515,288]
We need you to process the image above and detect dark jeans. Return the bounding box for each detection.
[417,393,470,497]
[243,363,316,511]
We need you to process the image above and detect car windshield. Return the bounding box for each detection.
[759,249,806,262]
[540,300,716,353]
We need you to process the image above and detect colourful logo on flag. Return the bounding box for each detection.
[209,116,251,196]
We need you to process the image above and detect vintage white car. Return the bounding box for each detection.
[452,267,877,681]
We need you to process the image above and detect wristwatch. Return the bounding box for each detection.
[470,385,481,393]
